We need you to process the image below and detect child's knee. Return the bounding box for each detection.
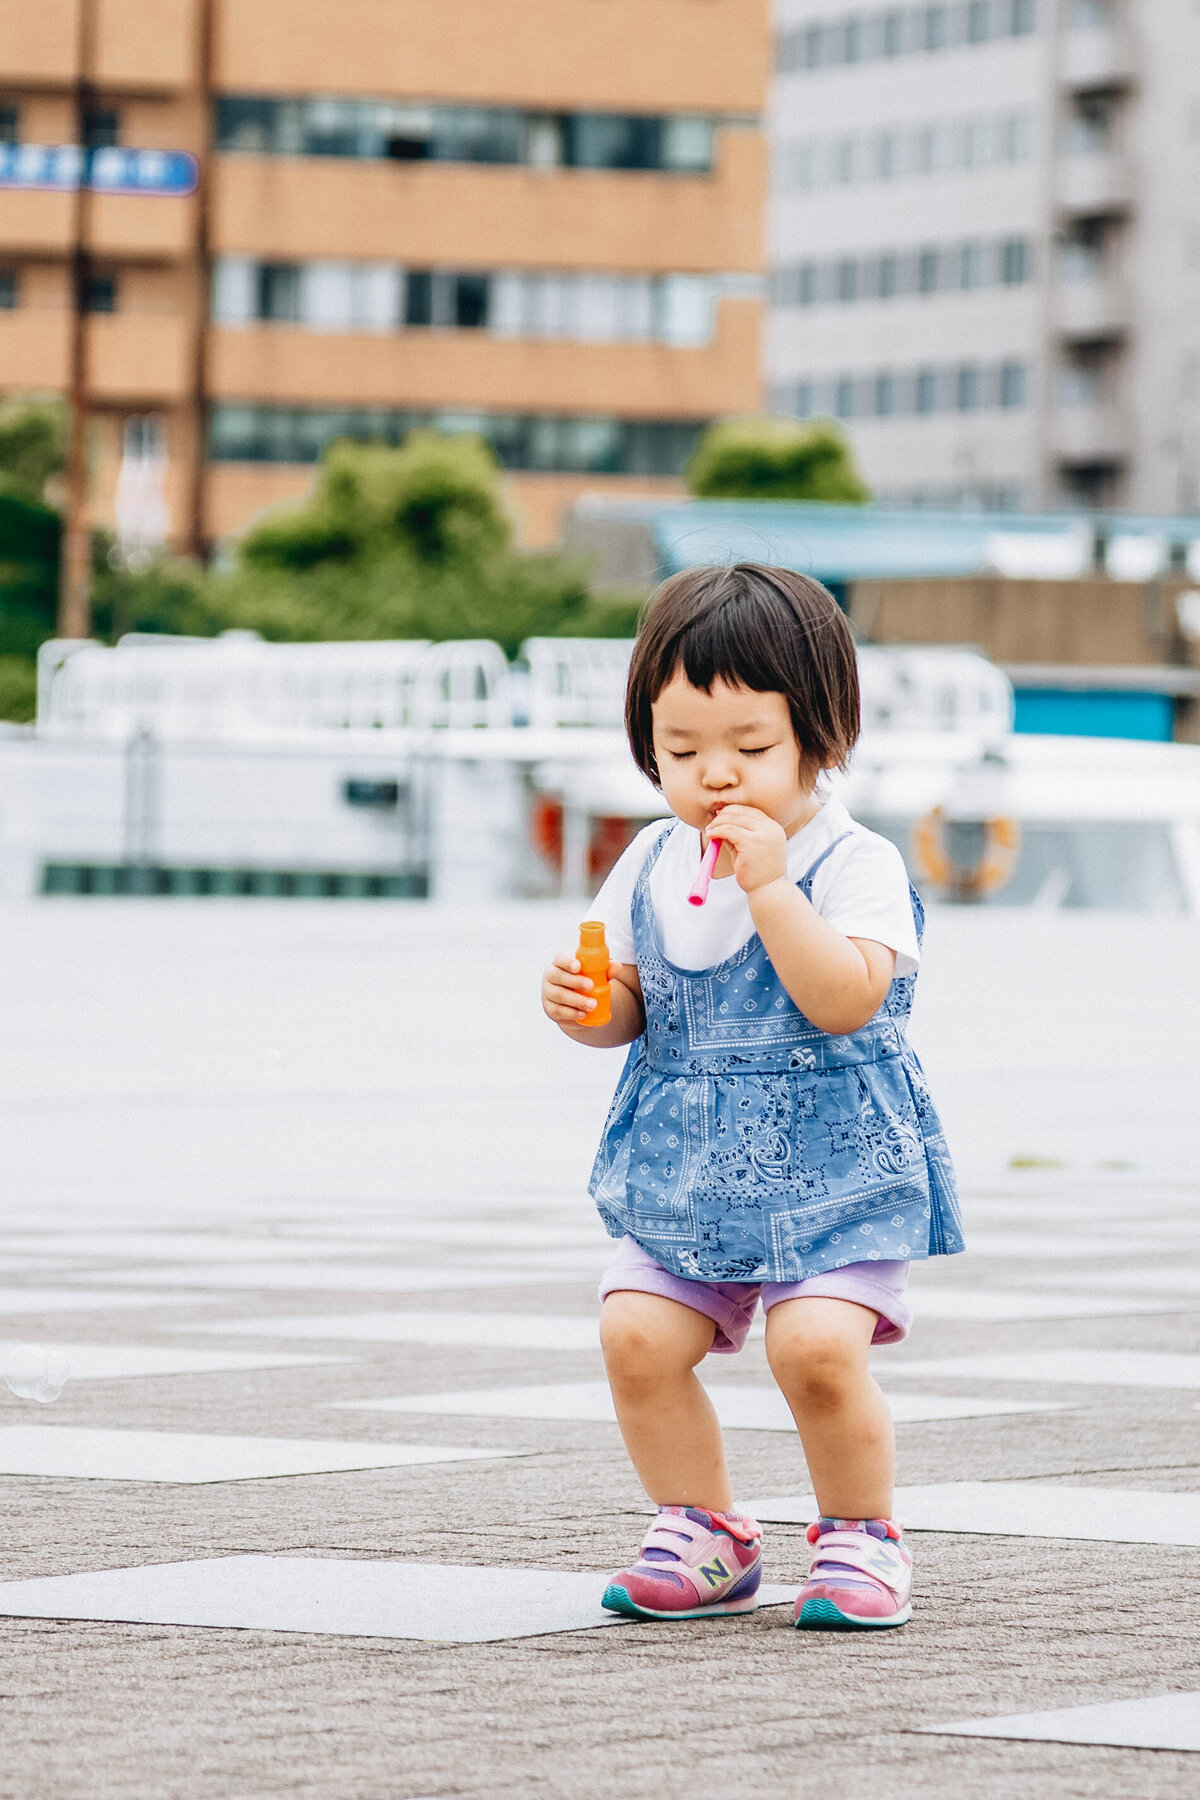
[767,1316,869,1410]
[601,1293,708,1387]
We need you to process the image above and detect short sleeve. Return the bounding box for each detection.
[810,832,920,977]
[586,823,664,966]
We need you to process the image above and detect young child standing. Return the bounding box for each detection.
[541,564,963,1631]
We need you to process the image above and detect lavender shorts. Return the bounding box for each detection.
[599,1234,911,1351]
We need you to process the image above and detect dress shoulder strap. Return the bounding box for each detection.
[797,829,853,893]
[631,819,675,902]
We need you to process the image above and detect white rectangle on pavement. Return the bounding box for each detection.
[1029,1268,1200,1296]
[0,1426,517,1485]
[0,1342,356,1381]
[71,1264,594,1294]
[890,1350,1200,1389]
[0,1556,798,1642]
[921,1690,1200,1753]
[960,1234,1146,1260]
[745,1483,1200,1546]
[181,1312,602,1350]
[0,1289,216,1316]
[330,1382,1066,1431]
[907,1287,1197,1321]
[0,1233,372,1263]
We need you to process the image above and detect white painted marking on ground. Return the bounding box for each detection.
[0,1427,516,1484]
[890,1350,1200,1389]
[69,1264,594,1294]
[906,1287,1197,1321]
[745,1483,1200,1546]
[179,1312,602,1350]
[921,1690,1200,1752]
[1028,1267,1200,1296]
[0,1342,357,1381]
[0,1233,368,1262]
[0,1289,217,1315]
[959,1234,1148,1260]
[0,1556,798,1641]
[330,1381,1066,1430]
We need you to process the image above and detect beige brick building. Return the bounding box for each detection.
[0,0,768,551]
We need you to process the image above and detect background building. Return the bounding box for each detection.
[0,0,768,552]
[769,0,1200,514]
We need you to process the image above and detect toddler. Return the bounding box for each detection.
[542,563,963,1630]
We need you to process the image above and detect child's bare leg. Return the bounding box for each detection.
[764,1296,894,1518]
[601,1290,732,1512]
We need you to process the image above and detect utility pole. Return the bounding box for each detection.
[58,0,96,639]
[186,0,215,558]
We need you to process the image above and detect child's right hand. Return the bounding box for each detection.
[542,952,609,1025]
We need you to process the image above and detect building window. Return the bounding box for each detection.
[775,108,1032,191]
[82,273,117,313]
[0,269,17,309]
[213,257,718,346]
[257,263,302,322]
[957,365,981,409]
[208,404,705,476]
[773,233,1032,309]
[874,372,896,415]
[1000,360,1026,405]
[777,1,1039,72]
[0,104,18,144]
[834,377,856,417]
[215,96,717,174]
[83,108,120,150]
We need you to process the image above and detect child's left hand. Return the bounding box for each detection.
[705,805,788,895]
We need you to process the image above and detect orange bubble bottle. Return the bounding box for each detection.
[576,921,612,1027]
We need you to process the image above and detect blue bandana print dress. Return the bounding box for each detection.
[588,825,964,1283]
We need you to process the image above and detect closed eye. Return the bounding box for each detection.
[664,749,696,761]
[740,745,776,756]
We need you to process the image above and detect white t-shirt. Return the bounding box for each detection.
[590,795,919,977]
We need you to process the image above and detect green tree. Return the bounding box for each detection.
[211,431,628,656]
[685,415,869,504]
[0,395,67,503]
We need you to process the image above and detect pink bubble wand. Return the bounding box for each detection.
[686,835,723,908]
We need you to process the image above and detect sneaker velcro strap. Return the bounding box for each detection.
[810,1533,907,1591]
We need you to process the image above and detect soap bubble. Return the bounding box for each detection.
[3,1344,70,1404]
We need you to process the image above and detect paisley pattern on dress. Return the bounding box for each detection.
[589,823,964,1283]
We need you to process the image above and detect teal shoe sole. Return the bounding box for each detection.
[795,1596,911,1630]
[601,1582,759,1621]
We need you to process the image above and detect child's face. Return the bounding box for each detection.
[650,673,816,837]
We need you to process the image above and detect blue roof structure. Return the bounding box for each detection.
[574,498,1200,586]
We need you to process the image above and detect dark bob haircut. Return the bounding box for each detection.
[625,562,860,788]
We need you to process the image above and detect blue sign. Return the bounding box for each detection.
[0,143,198,196]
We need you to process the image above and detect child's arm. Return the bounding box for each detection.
[542,955,645,1047]
[712,805,896,1034]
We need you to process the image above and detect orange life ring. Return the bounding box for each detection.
[912,807,1021,897]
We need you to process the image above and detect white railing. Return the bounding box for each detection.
[36,634,512,740]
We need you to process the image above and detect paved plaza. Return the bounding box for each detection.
[0,898,1198,1798]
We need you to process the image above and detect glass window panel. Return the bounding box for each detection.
[957,365,981,409]
[834,376,855,417]
[619,275,655,339]
[1000,360,1027,405]
[836,259,858,303]
[662,117,712,172]
[432,106,524,164]
[882,10,906,53]
[966,1,992,41]
[961,242,986,287]
[844,15,865,60]
[916,368,938,412]
[489,272,526,337]
[658,275,715,345]
[0,105,19,144]
[405,271,433,327]
[878,254,899,298]
[566,114,660,170]
[0,269,16,309]
[216,98,276,151]
[211,256,256,325]
[795,381,814,417]
[917,248,940,293]
[356,264,403,330]
[1001,239,1028,283]
[300,261,355,330]
[875,373,896,415]
[454,273,490,329]
[923,5,950,50]
[522,116,563,168]
[257,263,301,322]
[1010,0,1038,33]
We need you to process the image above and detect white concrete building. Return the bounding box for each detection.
[769,0,1200,513]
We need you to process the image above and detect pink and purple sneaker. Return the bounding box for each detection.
[602,1506,763,1620]
[793,1517,912,1630]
